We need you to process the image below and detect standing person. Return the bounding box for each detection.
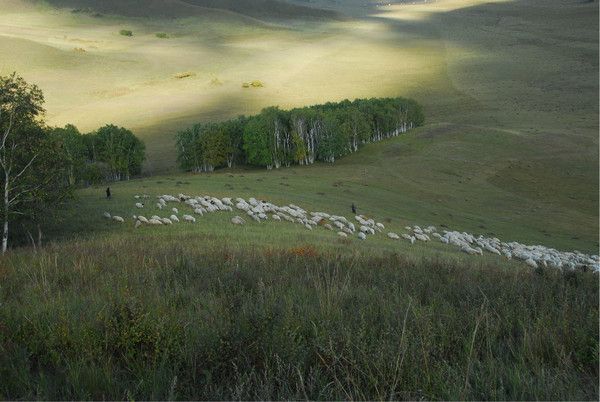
[106,187,111,200]
[351,203,357,215]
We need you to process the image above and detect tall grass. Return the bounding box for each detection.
[0,236,597,400]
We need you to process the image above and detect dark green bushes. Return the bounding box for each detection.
[0,236,597,400]
[119,29,133,37]
[49,124,145,184]
[176,97,424,171]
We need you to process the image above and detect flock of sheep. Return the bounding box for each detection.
[103,193,600,272]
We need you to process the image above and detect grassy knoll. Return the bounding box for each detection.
[0,236,597,400]
[52,123,597,256]
[2,1,596,248]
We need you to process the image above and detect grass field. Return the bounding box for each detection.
[0,0,598,399]
[1,235,598,400]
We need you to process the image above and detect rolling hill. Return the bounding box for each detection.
[37,0,340,19]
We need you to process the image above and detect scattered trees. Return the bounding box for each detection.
[176,117,245,172]
[1,72,145,252]
[176,97,424,171]
[0,73,70,253]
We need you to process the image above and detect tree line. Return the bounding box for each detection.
[176,97,424,172]
[0,72,145,252]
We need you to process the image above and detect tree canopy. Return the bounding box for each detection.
[176,97,424,171]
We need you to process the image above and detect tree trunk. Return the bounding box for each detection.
[2,176,9,254]
[37,224,43,248]
[2,220,7,254]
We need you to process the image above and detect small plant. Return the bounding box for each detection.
[155,32,169,39]
[174,72,196,79]
[242,80,264,88]
[119,29,133,37]
[210,77,223,86]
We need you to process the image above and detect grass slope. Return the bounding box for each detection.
[0,237,597,400]
[37,0,340,19]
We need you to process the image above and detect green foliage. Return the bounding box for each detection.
[0,72,73,251]
[179,97,424,171]
[155,32,168,38]
[0,238,597,400]
[176,117,246,172]
[92,125,145,181]
[119,29,133,37]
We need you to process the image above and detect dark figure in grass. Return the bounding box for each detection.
[351,203,357,215]
[106,187,111,200]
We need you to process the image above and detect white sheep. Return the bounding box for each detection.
[231,216,245,225]
[337,232,348,238]
[170,215,180,223]
[103,212,111,219]
[387,232,400,240]
[135,220,142,229]
[172,207,179,214]
[182,215,196,223]
[414,233,430,242]
[357,232,367,240]
[148,218,163,225]
[112,216,125,223]
[135,203,144,209]
[137,216,149,223]
[162,218,173,225]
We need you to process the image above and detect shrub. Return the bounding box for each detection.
[155,32,169,39]
[119,29,133,37]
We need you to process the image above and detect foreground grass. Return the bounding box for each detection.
[0,236,597,400]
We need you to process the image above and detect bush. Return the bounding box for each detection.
[155,32,169,38]
[119,29,133,37]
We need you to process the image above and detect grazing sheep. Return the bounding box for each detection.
[401,234,416,244]
[162,218,173,225]
[112,216,125,223]
[103,212,111,219]
[156,203,163,210]
[525,258,538,269]
[170,215,180,223]
[135,203,144,209]
[137,216,149,223]
[272,214,281,221]
[231,216,245,225]
[172,207,179,214]
[337,231,348,238]
[135,220,142,229]
[357,232,367,240]
[148,218,163,225]
[182,215,196,223]
[387,232,400,240]
[461,245,479,255]
[414,233,430,242]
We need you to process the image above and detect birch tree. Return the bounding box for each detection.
[0,73,45,254]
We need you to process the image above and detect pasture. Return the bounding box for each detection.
[0,1,598,399]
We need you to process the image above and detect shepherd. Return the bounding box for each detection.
[106,187,111,200]
[351,203,357,215]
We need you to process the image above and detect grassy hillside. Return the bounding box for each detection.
[0,236,597,400]
[37,0,340,19]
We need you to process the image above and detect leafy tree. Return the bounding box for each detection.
[0,72,75,253]
[180,97,424,171]
[93,124,145,181]
[48,124,88,186]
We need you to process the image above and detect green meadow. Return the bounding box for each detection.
[0,0,598,400]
